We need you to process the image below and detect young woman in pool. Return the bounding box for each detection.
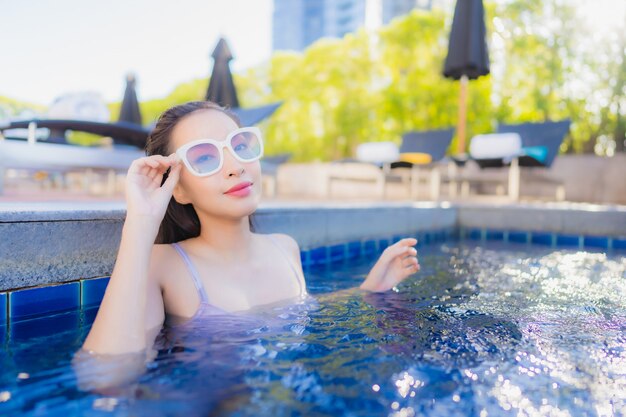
[82,101,420,355]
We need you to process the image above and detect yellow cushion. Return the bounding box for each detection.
[399,152,432,165]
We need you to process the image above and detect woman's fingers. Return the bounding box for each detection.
[145,167,157,180]
[161,161,181,193]
[129,155,178,178]
[147,156,175,175]
[402,256,420,270]
[385,238,420,275]
[383,238,418,261]
[146,154,180,186]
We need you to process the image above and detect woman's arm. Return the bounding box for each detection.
[73,154,181,392]
[269,233,308,295]
[73,243,166,391]
[81,154,181,354]
[360,238,419,292]
[315,238,420,303]
[81,221,165,354]
[276,234,419,296]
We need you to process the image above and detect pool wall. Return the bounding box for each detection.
[1,201,625,326]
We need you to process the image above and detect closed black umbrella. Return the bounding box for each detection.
[118,73,143,126]
[443,0,490,154]
[204,38,281,127]
[206,38,240,108]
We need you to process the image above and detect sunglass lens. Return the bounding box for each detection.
[231,131,261,161]
[186,143,220,175]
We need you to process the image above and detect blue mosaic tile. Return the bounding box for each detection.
[310,247,328,265]
[0,293,6,327]
[468,228,482,241]
[531,232,553,246]
[509,231,529,244]
[363,240,377,255]
[584,236,609,249]
[300,250,313,267]
[347,241,361,259]
[414,233,425,247]
[486,230,504,240]
[613,238,626,250]
[82,277,110,307]
[10,282,80,322]
[392,235,403,243]
[10,310,80,342]
[329,244,345,262]
[378,239,389,251]
[556,234,580,247]
[83,304,100,326]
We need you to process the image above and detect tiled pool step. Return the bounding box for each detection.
[2,277,110,325]
[0,228,456,328]
[300,228,456,267]
[2,202,626,331]
[462,227,626,250]
[2,225,625,329]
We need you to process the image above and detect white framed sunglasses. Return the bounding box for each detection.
[175,127,264,177]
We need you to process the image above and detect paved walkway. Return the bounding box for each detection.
[2,178,620,209]
[0,186,125,203]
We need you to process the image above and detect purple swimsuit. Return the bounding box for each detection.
[168,235,304,324]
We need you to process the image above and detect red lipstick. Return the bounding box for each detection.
[224,181,253,197]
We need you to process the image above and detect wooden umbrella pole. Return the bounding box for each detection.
[456,74,469,154]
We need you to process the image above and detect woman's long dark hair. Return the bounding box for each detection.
[145,101,254,244]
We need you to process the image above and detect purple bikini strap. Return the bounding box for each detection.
[171,242,209,304]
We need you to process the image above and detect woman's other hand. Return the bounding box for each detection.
[360,238,420,292]
[125,154,181,223]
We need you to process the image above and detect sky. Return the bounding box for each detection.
[1,0,624,107]
[1,0,273,105]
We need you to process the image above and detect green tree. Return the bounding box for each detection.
[88,0,621,159]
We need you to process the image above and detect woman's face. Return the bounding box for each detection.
[170,109,262,219]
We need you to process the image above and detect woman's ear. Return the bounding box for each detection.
[172,183,191,205]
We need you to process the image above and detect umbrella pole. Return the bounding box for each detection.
[456,74,468,154]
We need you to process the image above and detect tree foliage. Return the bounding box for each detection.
[488,0,624,154]
[95,0,622,160]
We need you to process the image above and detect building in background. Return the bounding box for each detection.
[273,0,433,52]
[382,0,432,24]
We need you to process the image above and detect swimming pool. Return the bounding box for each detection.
[1,234,625,416]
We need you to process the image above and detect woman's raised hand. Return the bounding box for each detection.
[360,238,420,292]
[125,154,182,223]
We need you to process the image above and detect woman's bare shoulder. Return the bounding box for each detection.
[149,243,178,284]
[265,233,300,254]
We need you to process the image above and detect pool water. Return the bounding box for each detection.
[1,240,625,416]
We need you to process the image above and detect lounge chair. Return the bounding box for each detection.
[326,128,455,199]
[0,119,147,195]
[453,120,571,201]
[326,142,396,198]
[389,128,455,199]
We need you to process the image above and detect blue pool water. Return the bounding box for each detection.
[1,240,625,416]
